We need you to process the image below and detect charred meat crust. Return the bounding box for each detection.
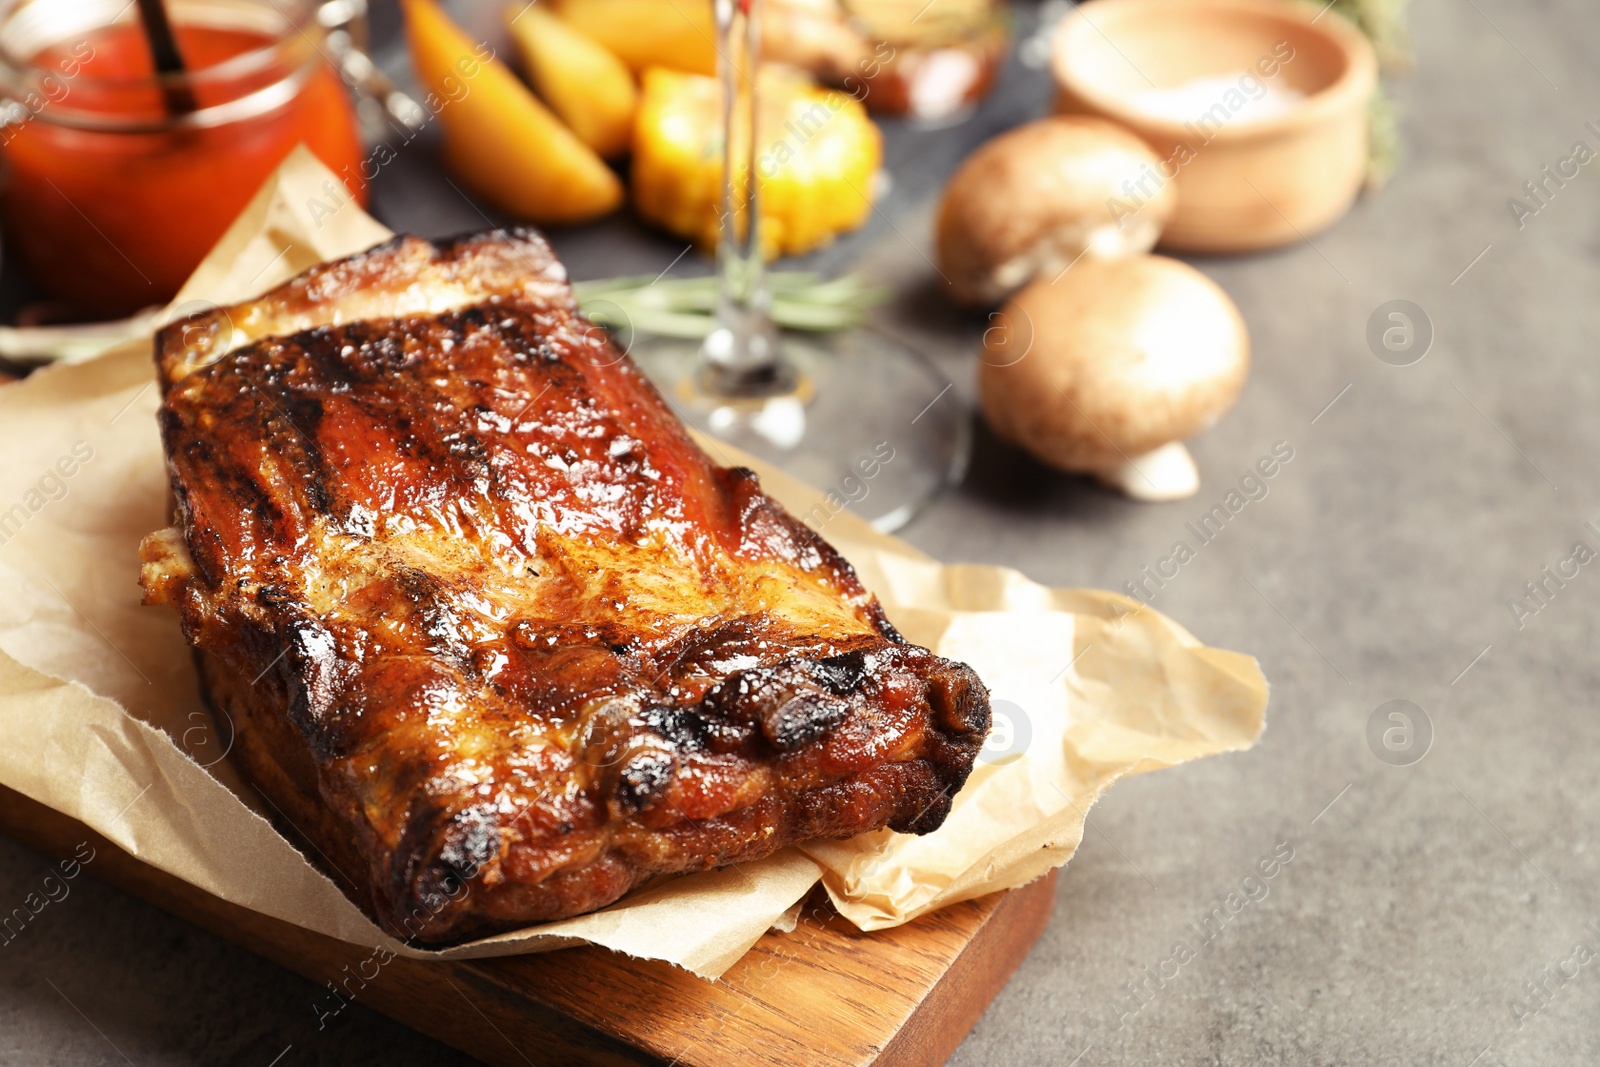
[142,229,990,944]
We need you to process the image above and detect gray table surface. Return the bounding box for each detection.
[4,0,1598,1063]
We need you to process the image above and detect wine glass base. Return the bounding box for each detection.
[632,329,971,534]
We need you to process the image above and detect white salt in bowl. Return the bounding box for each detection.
[1050,0,1377,252]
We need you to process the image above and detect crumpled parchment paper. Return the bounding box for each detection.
[0,148,1267,978]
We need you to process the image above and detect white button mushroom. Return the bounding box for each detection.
[978,254,1249,501]
[936,115,1177,307]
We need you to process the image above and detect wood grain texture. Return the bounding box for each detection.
[0,783,1053,1066]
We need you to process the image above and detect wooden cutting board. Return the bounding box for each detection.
[0,783,1055,1066]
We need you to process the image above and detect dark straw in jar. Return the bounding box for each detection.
[136,0,198,114]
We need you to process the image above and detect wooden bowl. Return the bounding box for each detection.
[1050,0,1377,253]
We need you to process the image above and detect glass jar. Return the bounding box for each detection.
[0,0,366,317]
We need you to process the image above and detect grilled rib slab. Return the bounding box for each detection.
[140,230,989,944]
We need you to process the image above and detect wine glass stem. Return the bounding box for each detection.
[702,0,779,388]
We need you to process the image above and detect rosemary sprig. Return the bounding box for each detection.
[0,272,887,367]
[573,271,888,340]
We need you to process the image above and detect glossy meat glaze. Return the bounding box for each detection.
[139,231,990,944]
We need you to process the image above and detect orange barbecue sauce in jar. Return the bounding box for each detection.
[0,1,365,316]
